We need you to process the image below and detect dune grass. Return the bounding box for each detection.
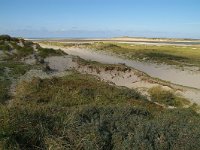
[45,41,200,67]
[0,36,34,60]
[148,86,191,107]
[37,47,66,58]
[15,72,147,107]
[0,61,31,104]
[85,42,200,67]
[0,72,200,149]
[0,35,66,61]
[0,81,10,104]
[0,35,68,104]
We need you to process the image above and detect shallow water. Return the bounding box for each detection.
[40,44,200,89]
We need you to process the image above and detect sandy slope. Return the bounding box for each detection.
[43,55,200,104]
[41,55,200,104]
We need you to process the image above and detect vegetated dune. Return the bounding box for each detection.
[39,43,200,104]
[38,42,200,89]
[1,35,200,149]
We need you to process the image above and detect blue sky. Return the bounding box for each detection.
[0,0,200,38]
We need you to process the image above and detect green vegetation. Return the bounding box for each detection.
[0,35,66,104]
[0,35,66,60]
[16,73,147,106]
[0,72,200,149]
[148,86,190,107]
[86,42,200,67]
[0,35,19,42]
[0,62,30,103]
[0,80,10,104]
[40,41,91,48]
[0,35,34,60]
[47,41,200,67]
[0,62,30,78]
[37,47,66,58]
[0,44,11,51]
[1,36,200,149]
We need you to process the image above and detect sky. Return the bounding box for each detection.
[0,0,200,38]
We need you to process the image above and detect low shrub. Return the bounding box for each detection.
[0,103,200,150]
[38,47,66,58]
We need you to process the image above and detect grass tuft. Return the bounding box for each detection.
[148,86,190,107]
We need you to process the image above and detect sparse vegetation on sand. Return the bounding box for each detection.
[46,41,200,67]
[0,35,66,61]
[0,62,31,103]
[87,42,200,67]
[0,35,67,104]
